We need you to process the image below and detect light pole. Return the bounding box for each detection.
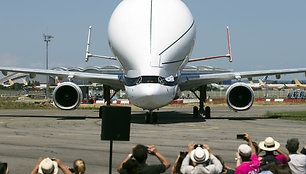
[43,34,54,99]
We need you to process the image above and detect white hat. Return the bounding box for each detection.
[38,158,58,174]
[238,144,252,157]
[190,147,209,163]
[259,137,280,151]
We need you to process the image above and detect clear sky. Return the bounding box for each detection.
[1,0,305,80]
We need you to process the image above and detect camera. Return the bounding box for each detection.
[146,146,152,154]
[194,144,203,149]
[68,167,75,173]
[180,151,188,156]
[236,134,245,139]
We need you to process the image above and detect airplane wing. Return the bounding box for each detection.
[179,68,306,91]
[0,66,124,89]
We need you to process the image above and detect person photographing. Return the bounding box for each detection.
[180,142,222,174]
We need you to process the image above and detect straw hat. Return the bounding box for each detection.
[38,158,58,174]
[190,147,209,163]
[259,137,280,151]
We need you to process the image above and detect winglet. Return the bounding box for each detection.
[85,26,92,62]
[188,26,232,63]
[227,26,232,62]
[84,26,117,62]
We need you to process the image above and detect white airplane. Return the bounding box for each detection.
[258,78,296,90]
[1,0,306,123]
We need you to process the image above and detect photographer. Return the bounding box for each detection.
[72,159,86,174]
[30,157,72,174]
[258,137,290,165]
[117,144,170,174]
[171,151,188,174]
[235,133,260,174]
[180,142,222,174]
[286,138,305,174]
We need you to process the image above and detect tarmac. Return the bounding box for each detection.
[0,104,306,174]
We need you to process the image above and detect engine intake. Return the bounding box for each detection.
[226,82,254,111]
[53,82,83,110]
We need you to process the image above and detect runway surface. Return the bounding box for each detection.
[0,104,305,174]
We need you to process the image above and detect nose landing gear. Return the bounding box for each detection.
[145,110,158,124]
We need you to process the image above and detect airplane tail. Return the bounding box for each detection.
[22,78,28,86]
[294,78,302,86]
[262,76,268,82]
[55,76,60,85]
[258,79,265,86]
[8,79,14,86]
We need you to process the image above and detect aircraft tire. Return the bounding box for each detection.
[145,112,151,124]
[152,112,158,123]
[193,106,199,118]
[205,106,211,119]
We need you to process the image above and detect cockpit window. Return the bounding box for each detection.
[125,76,177,86]
[141,76,159,83]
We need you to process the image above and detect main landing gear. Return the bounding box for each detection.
[191,85,211,119]
[145,110,158,124]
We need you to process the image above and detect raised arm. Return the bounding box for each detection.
[148,145,171,169]
[30,158,43,174]
[276,148,290,162]
[53,158,72,174]
[244,133,256,155]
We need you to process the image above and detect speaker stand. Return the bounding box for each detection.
[109,140,113,174]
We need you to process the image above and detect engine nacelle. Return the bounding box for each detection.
[53,82,83,110]
[225,82,254,111]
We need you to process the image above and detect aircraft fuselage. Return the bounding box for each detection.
[108,0,195,109]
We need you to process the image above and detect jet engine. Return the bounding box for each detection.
[53,82,83,110]
[225,82,254,111]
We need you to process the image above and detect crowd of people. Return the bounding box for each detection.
[0,158,86,174]
[0,134,305,174]
[118,134,306,174]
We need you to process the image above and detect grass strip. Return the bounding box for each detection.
[264,111,306,121]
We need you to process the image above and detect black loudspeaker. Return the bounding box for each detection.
[100,106,131,141]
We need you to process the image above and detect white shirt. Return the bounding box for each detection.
[288,153,306,174]
[180,154,222,174]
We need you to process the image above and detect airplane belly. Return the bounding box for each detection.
[125,84,177,110]
[108,0,195,77]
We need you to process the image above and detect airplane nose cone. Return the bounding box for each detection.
[125,84,176,110]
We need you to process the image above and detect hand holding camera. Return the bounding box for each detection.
[193,144,203,149]
[147,145,157,155]
[236,133,250,142]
